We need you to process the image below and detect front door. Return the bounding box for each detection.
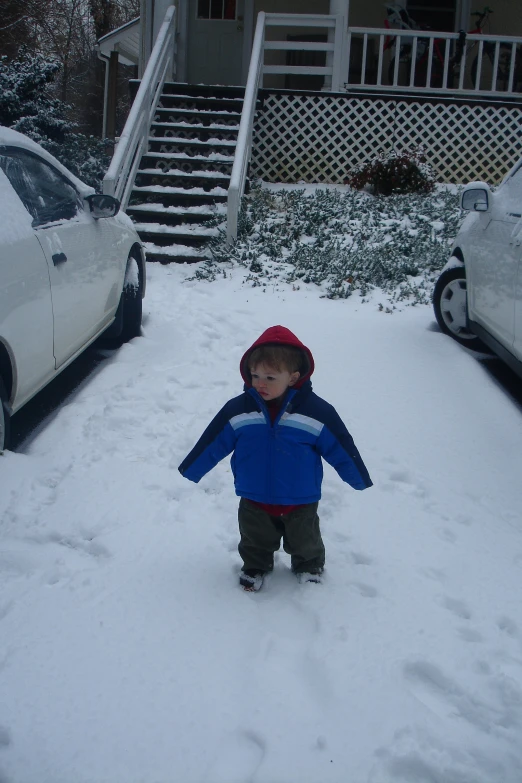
[187,0,245,85]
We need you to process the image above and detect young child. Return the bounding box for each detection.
[178,325,372,591]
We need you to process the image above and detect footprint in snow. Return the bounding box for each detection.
[442,596,472,620]
[457,627,483,643]
[351,581,378,598]
[497,616,519,637]
[206,729,266,783]
[383,470,427,499]
[350,550,373,566]
[402,660,522,735]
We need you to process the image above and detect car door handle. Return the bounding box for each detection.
[52,252,67,265]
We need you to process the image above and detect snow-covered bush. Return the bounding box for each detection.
[0,52,110,189]
[346,147,435,196]
[205,182,463,306]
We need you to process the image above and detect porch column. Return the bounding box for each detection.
[457,0,472,31]
[140,0,176,78]
[326,0,349,90]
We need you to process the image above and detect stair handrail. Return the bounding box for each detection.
[227,12,266,244]
[103,4,176,209]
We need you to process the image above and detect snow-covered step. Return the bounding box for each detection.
[142,241,213,263]
[132,184,228,197]
[144,151,234,163]
[148,135,237,147]
[154,107,241,119]
[140,154,233,177]
[135,169,230,192]
[127,202,226,228]
[129,203,227,215]
[132,223,219,237]
[151,120,240,131]
[162,93,244,102]
[157,96,245,112]
[138,167,229,179]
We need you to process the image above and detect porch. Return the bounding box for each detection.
[100,5,522,258]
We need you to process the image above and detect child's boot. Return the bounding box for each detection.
[239,569,266,592]
[296,567,324,584]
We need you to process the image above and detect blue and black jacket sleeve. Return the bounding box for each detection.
[314,401,373,490]
[178,402,237,483]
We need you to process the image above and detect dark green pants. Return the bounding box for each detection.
[238,498,325,574]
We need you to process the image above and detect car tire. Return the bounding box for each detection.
[104,252,143,345]
[433,266,488,351]
[120,257,143,343]
[0,376,10,453]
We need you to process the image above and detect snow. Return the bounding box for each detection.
[1,260,522,783]
[133,222,219,236]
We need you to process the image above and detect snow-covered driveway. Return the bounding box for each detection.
[1,262,522,783]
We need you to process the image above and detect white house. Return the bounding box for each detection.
[97,0,522,261]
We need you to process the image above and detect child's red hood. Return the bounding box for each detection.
[240,325,315,388]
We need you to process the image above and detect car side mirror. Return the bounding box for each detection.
[86,194,120,218]
[461,186,490,213]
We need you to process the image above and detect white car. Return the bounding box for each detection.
[433,159,522,379]
[0,127,145,451]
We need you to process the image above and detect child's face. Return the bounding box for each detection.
[250,362,300,403]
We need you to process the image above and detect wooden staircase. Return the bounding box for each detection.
[126,83,257,263]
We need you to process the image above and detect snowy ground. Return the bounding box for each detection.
[1,260,522,783]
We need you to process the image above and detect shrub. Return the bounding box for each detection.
[0,51,110,189]
[346,147,435,196]
[203,182,463,307]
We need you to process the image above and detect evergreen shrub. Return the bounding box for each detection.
[203,181,463,307]
[346,147,435,196]
[0,52,110,189]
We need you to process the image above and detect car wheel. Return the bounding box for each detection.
[433,266,487,350]
[121,254,143,342]
[106,251,143,344]
[0,377,10,453]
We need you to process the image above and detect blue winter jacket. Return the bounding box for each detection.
[178,325,372,504]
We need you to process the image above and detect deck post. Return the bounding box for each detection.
[327,0,350,89]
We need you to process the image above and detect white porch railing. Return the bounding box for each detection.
[346,26,522,98]
[103,4,176,208]
[227,13,266,245]
[227,11,346,243]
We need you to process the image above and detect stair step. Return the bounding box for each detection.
[149,127,239,143]
[136,170,230,191]
[132,222,219,239]
[143,151,235,162]
[162,82,247,99]
[133,221,219,236]
[151,120,240,132]
[127,211,220,227]
[157,95,245,112]
[154,107,242,122]
[143,240,213,263]
[131,185,228,208]
[148,135,236,150]
[128,203,226,217]
[140,154,233,175]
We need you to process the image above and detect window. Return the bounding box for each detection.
[0,148,83,227]
[197,0,236,21]
[406,0,456,32]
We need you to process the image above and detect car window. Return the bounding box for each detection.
[0,147,83,227]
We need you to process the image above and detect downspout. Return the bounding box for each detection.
[95,47,110,139]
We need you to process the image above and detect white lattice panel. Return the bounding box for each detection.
[251,93,522,185]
